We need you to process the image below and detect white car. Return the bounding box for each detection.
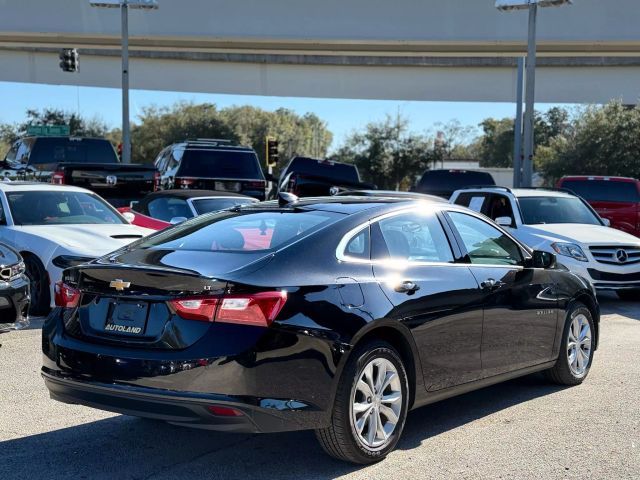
[0,182,154,314]
[450,187,640,300]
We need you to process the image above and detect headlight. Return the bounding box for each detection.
[0,261,25,281]
[52,255,96,269]
[551,243,588,262]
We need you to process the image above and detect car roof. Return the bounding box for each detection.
[454,187,576,199]
[142,189,254,200]
[0,182,92,194]
[560,175,638,183]
[337,190,447,202]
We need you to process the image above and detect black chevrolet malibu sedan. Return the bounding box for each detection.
[0,242,29,331]
[42,196,599,464]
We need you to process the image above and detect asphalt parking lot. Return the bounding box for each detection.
[1,293,638,480]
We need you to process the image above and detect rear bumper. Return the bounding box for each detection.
[0,275,30,332]
[42,369,318,433]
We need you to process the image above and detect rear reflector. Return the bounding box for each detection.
[168,291,287,327]
[54,281,80,308]
[207,406,244,417]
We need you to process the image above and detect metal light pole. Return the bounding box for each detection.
[513,57,525,188]
[90,0,158,164]
[496,0,572,187]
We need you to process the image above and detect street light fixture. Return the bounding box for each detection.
[496,0,572,187]
[90,0,159,164]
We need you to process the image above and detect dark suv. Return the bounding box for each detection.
[154,139,266,200]
[413,169,496,199]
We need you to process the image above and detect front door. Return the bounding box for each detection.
[371,210,486,391]
[445,211,558,378]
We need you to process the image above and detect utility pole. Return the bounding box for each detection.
[522,1,537,187]
[121,0,131,164]
[513,57,525,188]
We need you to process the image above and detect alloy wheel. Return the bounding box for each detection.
[350,358,402,450]
[567,313,592,377]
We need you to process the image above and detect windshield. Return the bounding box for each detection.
[7,191,126,226]
[30,138,118,165]
[177,149,263,180]
[138,210,341,252]
[519,196,602,226]
[191,197,257,215]
[561,180,640,203]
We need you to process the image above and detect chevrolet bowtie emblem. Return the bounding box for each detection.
[109,279,131,291]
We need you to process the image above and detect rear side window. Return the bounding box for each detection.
[138,210,340,252]
[373,212,454,263]
[29,138,118,164]
[343,227,371,260]
[561,180,640,203]
[177,149,263,180]
[454,193,489,213]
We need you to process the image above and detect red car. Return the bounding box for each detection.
[557,176,640,237]
[119,190,259,230]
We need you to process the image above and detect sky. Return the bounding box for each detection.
[0,81,567,151]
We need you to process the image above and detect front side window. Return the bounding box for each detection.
[7,191,126,226]
[448,212,523,266]
[519,196,601,225]
[373,212,454,263]
[138,210,340,253]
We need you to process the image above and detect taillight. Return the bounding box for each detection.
[51,170,65,185]
[153,172,160,192]
[246,181,266,189]
[54,281,80,308]
[176,177,196,189]
[168,291,287,327]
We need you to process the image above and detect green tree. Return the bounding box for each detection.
[333,114,433,190]
[540,102,640,183]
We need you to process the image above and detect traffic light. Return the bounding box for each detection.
[59,48,79,73]
[266,137,279,167]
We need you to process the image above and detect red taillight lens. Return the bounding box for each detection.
[51,170,65,185]
[169,291,287,327]
[207,406,244,417]
[169,297,219,322]
[54,281,80,308]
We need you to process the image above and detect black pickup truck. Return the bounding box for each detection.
[275,156,376,198]
[1,136,157,207]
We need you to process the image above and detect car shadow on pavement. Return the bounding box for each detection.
[0,373,566,480]
[598,293,640,321]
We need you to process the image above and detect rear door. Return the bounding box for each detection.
[444,210,558,377]
[371,209,486,391]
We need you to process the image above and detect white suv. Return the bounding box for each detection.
[450,187,640,300]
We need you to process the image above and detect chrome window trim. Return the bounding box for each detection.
[336,204,527,269]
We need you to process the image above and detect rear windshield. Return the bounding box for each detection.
[519,196,602,226]
[561,180,640,203]
[419,171,495,191]
[137,210,341,252]
[191,197,257,215]
[286,158,360,183]
[177,149,263,180]
[30,138,118,165]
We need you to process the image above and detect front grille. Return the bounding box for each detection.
[589,245,640,265]
[588,269,640,282]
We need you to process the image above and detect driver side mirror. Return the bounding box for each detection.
[170,216,188,225]
[495,216,513,228]
[602,218,611,227]
[532,250,556,269]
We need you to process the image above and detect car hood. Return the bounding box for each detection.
[518,224,640,247]
[16,224,154,254]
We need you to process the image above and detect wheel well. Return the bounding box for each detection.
[353,326,418,408]
[573,292,599,349]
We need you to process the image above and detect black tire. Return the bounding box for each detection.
[545,303,595,386]
[616,289,640,301]
[23,254,50,317]
[315,340,409,464]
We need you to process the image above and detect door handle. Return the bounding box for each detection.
[481,278,505,291]
[395,281,420,294]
